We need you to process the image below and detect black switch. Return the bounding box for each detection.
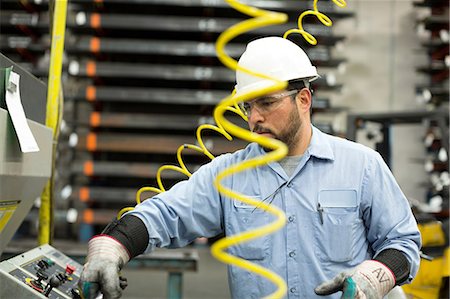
[71,287,82,299]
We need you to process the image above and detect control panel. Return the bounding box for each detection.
[0,244,84,298]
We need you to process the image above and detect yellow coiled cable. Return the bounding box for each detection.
[284,0,347,45]
[210,2,289,298]
[117,1,346,298]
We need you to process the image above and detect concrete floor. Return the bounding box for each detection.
[122,246,230,299]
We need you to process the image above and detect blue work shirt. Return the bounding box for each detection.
[129,126,421,299]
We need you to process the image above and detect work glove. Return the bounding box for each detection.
[79,235,130,299]
[314,260,395,299]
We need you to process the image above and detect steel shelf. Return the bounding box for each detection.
[0,35,48,52]
[70,60,234,81]
[0,0,48,10]
[1,36,343,67]
[65,38,344,65]
[0,12,345,47]
[67,61,342,91]
[416,66,449,84]
[0,10,49,29]
[70,112,215,130]
[68,37,245,57]
[421,39,450,49]
[66,101,334,131]
[69,86,230,104]
[416,85,449,96]
[413,0,449,7]
[68,12,339,36]
[75,132,249,155]
[416,85,449,106]
[69,0,355,19]
[71,160,199,178]
[0,12,346,47]
[73,186,140,203]
[420,15,450,31]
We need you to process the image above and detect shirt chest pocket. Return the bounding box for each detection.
[316,189,361,262]
[226,197,269,260]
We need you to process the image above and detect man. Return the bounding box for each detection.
[79,37,421,298]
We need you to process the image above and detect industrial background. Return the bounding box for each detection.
[0,0,448,298]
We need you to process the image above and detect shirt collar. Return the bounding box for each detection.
[252,125,334,161]
[307,125,335,161]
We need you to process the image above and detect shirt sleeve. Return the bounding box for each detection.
[126,155,228,253]
[361,152,421,284]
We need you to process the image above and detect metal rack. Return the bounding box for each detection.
[413,0,449,217]
[0,0,354,241]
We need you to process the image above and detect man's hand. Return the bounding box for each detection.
[78,235,131,299]
[314,260,396,299]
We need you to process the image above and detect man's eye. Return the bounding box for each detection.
[259,98,277,106]
[242,103,251,111]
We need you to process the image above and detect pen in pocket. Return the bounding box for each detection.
[317,203,324,225]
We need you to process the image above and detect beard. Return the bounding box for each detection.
[253,106,302,152]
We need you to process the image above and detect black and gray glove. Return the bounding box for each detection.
[79,235,130,299]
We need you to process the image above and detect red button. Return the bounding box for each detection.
[65,264,76,274]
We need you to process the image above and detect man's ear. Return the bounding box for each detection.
[297,88,312,112]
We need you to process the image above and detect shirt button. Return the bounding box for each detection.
[288,216,295,222]
[289,251,296,257]
[287,182,293,188]
[290,287,297,293]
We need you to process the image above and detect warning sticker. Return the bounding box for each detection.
[0,200,20,233]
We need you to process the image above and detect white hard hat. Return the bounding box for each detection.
[235,36,319,96]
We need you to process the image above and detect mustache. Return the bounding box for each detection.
[253,124,273,135]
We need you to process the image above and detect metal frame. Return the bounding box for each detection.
[347,109,449,167]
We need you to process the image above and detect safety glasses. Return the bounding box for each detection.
[239,90,299,117]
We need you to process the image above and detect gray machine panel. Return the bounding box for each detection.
[0,107,53,255]
[0,244,83,298]
[0,53,47,125]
